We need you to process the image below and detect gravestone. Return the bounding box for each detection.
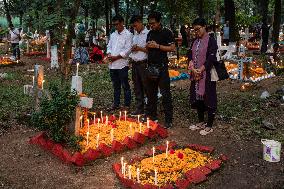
[46,30,51,58]
[51,45,59,68]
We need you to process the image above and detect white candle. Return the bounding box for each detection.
[137,168,140,183]
[111,128,114,142]
[96,133,100,148]
[123,163,127,178]
[147,117,150,128]
[119,111,122,120]
[42,80,45,90]
[154,169,158,185]
[139,123,142,133]
[166,141,169,157]
[128,165,132,179]
[86,131,89,146]
[16,60,19,64]
[121,157,124,174]
[124,111,127,121]
[98,118,100,127]
[100,111,103,121]
[153,147,155,162]
[76,63,79,76]
[80,116,83,128]
[93,113,96,124]
[137,115,140,123]
[32,76,34,86]
[106,116,108,124]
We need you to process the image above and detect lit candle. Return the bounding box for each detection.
[76,63,79,76]
[100,111,103,122]
[137,168,140,183]
[154,169,158,185]
[128,165,132,179]
[147,117,150,128]
[119,111,122,120]
[137,115,140,123]
[153,147,155,162]
[93,113,96,124]
[123,163,127,178]
[166,141,169,157]
[106,116,108,124]
[16,60,19,64]
[124,111,127,121]
[87,119,90,133]
[121,157,124,174]
[42,80,45,90]
[86,131,89,146]
[111,128,114,142]
[32,76,34,86]
[96,133,100,148]
[98,118,100,127]
[80,115,83,128]
[139,123,142,133]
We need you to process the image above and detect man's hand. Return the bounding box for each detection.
[146,41,159,49]
[109,55,122,62]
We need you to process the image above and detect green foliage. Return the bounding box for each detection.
[31,82,80,145]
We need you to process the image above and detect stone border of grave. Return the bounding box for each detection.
[28,118,168,166]
[113,143,228,189]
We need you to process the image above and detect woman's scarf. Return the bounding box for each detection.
[191,33,209,100]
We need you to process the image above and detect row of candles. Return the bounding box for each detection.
[120,141,169,185]
[229,72,275,82]
[81,111,151,147]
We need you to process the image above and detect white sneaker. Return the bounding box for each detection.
[200,127,213,135]
[189,122,205,131]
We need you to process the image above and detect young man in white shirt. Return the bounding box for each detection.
[107,15,133,111]
[129,15,149,116]
[9,25,21,60]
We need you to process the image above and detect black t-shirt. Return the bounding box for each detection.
[146,28,174,65]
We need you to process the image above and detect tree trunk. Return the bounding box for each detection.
[105,0,110,36]
[63,0,81,79]
[3,0,13,27]
[139,0,144,16]
[125,0,130,27]
[272,0,281,43]
[198,0,204,18]
[224,0,238,42]
[260,0,269,54]
[215,0,221,32]
[114,0,120,15]
[84,7,89,30]
[19,12,24,27]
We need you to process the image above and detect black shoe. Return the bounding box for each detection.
[164,123,173,129]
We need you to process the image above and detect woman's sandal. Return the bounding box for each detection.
[189,122,206,131]
[200,127,213,136]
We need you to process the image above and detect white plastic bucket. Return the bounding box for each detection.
[261,139,281,162]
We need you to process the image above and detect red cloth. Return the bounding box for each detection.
[90,46,104,63]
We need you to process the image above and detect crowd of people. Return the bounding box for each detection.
[104,12,219,135]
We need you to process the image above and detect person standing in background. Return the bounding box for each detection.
[106,15,133,111]
[9,25,21,60]
[129,15,149,116]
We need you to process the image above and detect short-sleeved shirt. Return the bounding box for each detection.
[147,27,174,65]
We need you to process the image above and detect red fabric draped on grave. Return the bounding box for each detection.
[28,116,168,166]
[112,143,228,189]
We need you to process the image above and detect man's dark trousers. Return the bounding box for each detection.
[131,60,147,114]
[145,66,173,123]
[110,66,131,107]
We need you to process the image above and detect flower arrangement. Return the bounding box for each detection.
[113,143,227,188]
[29,115,168,166]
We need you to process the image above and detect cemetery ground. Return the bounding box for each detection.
[0,56,284,189]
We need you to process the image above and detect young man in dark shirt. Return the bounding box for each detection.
[145,11,175,128]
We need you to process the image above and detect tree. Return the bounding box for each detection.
[272,0,281,43]
[114,0,120,15]
[224,0,238,42]
[259,0,269,54]
[198,0,204,18]
[3,0,13,27]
